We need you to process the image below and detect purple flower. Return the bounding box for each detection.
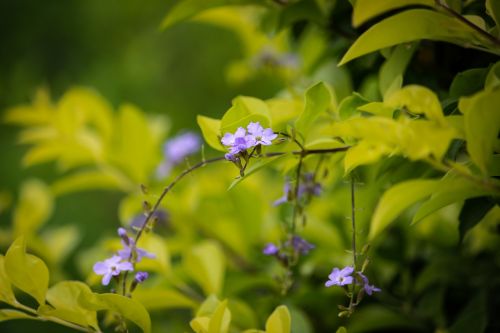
[221,127,256,154]
[157,132,201,177]
[263,243,280,256]
[273,181,292,206]
[325,266,354,287]
[117,238,156,262]
[273,174,321,206]
[129,210,169,231]
[93,255,134,286]
[247,122,277,146]
[357,272,381,295]
[135,271,149,283]
[164,132,201,164]
[287,235,315,255]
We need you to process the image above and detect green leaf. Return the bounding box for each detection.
[336,327,348,333]
[4,237,49,305]
[486,0,500,29]
[352,0,435,27]
[379,43,418,99]
[208,300,230,333]
[133,288,197,311]
[40,281,99,330]
[0,255,17,305]
[386,85,445,124]
[369,179,440,240]
[458,197,495,242]
[449,292,487,333]
[337,93,369,120]
[265,305,291,333]
[190,296,231,333]
[340,9,493,66]
[135,233,171,276]
[295,82,331,138]
[51,170,125,196]
[412,178,496,224]
[0,309,36,322]
[484,60,500,90]
[357,102,394,117]
[344,141,392,174]
[13,179,53,237]
[184,241,225,295]
[197,115,225,152]
[449,68,489,98]
[112,104,160,183]
[88,293,151,333]
[220,96,271,134]
[161,0,256,29]
[458,88,500,174]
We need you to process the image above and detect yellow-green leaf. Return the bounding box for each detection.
[133,288,197,311]
[184,241,225,295]
[197,115,225,151]
[486,0,500,28]
[12,179,52,237]
[265,305,291,333]
[295,82,331,139]
[369,179,440,240]
[0,255,17,305]
[484,60,500,91]
[412,178,496,224]
[379,43,418,99]
[340,9,488,66]
[386,85,445,125]
[344,141,392,174]
[220,96,271,134]
[90,293,151,333]
[40,281,99,330]
[458,88,500,175]
[208,299,231,333]
[135,233,171,276]
[4,237,49,305]
[51,170,126,196]
[352,0,435,27]
[0,309,36,322]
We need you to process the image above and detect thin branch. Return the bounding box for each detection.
[121,146,351,294]
[350,177,357,269]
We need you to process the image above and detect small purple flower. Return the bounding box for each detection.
[135,271,149,283]
[129,210,169,231]
[273,181,291,206]
[117,238,156,262]
[357,272,381,295]
[288,235,315,255]
[93,255,134,286]
[164,132,201,164]
[247,122,277,146]
[325,266,354,287]
[263,243,280,256]
[157,132,201,178]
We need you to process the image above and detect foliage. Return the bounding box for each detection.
[1,0,500,332]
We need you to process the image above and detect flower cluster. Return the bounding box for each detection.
[273,173,322,206]
[93,228,155,286]
[263,235,315,261]
[325,266,381,296]
[221,122,277,161]
[157,132,201,178]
